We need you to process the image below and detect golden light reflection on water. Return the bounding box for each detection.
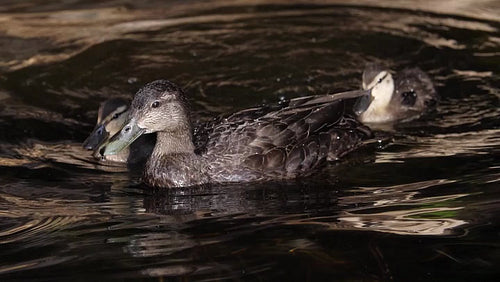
[8,143,128,172]
[0,137,477,252]
[259,179,469,236]
[0,1,497,278]
[376,129,500,162]
[0,0,497,71]
[338,207,466,236]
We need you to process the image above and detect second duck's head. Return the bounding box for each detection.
[83,98,129,151]
[103,80,191,155]
[362,64,395,106]
[352,63,395,121]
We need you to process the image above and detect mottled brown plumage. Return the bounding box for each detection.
[104,80,372,188]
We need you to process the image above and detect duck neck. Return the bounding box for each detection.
[144,129,209,188]
[152,129,195,157]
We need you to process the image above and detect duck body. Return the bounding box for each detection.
[355,64,438,123]
[104,80,372,188]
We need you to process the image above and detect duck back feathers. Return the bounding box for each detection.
[199,94,371,183]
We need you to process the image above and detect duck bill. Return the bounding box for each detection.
[353,94,373,115]
[103,119,145,156]
[83,124,108,150]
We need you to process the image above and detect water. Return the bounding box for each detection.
[0,1,499,281]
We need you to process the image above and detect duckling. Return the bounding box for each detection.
[354,64,438,123]
[103,80,372,188]
[83,98,129,162]
[83,98,154,164]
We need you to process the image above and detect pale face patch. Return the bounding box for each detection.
[359,71,395,123]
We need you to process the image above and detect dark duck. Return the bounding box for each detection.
[103,80,373,188]
[354,63,438,123]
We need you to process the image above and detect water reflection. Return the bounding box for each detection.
[0,0,499,280]
[0,153,494,279]
[338,207,466,235]
[0,1,498,73]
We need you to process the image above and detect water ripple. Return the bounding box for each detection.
[0,2,498,281]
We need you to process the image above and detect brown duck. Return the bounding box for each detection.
[104,80,372,188]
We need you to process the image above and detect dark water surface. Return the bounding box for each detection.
[0,1,499,281]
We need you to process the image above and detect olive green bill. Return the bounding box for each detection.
[103,119,146,156]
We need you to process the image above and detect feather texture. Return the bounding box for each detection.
[105,80,372,188]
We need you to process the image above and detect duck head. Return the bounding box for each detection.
[394,67,437,107]
[354,64,395,116]
[103,80,191,156]
[83,98,129,152]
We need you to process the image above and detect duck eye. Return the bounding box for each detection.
[377,78,383,83]
[152,101,160,108]
[112,113,119,119]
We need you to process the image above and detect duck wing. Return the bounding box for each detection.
[203,91,372,179]
[193,89,371,154]
[287,89,371,107]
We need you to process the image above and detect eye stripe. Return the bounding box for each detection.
[112,109,128,119]
[377,72,388,84]
[102,109,128,125]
